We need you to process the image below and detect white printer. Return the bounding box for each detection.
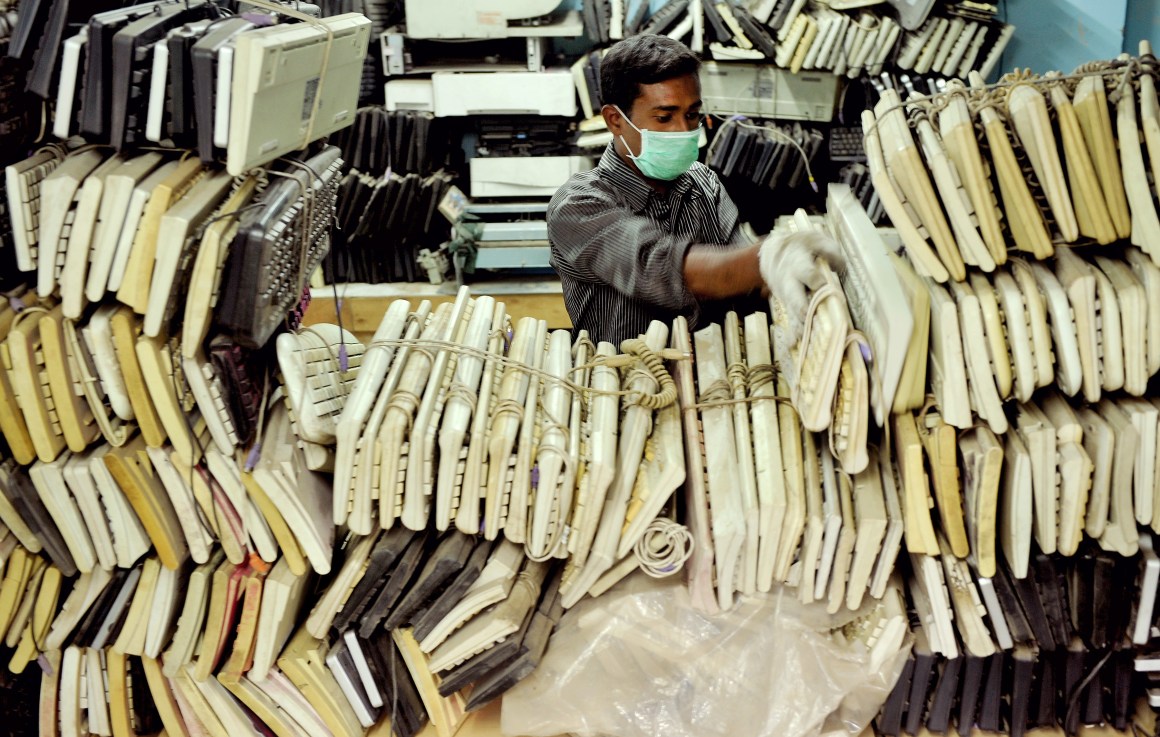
[388,70,576,117]
[700,62,840,122]
[470,156,594,198]
[404,0,582,39]
[433,70,577,117]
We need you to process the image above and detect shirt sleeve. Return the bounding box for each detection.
[713,172,749,246]
[547,184,699,313]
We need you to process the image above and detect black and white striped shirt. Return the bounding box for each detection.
[547,144,749,345]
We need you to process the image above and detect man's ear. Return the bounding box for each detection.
[601,104,624,136]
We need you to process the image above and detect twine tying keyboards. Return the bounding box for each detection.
[365,336,681,409]
[862,58,1157,144]
[445,381,479,414]
[238,0,334,149]
[491,397,525,426]
[686,362,789,418]
[572,335,598,362]
[727,360,748,392]
[362,335,806,416]
[746,362,777,393]
[697,379,733,406]
[536,398,573,456]
[386,389,423,431]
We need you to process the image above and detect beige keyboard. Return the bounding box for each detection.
[276,324,365,446]
[924,279,971,429]
[5,303,67,463]
[37,150,106,299]
[829,336,869,474]
[772,252,850,434]
[827,183,914,426]
[6,149,64,273]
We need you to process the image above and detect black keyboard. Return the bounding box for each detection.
[216,145,343,348]
[191,17,254,163]
[80,2,169,138]
[829,125,867,163]
[208,336,263,446]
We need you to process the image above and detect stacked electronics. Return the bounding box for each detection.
[39,7,1160,737]
[324,107,457,284]
[0,7,698,734]
[29,1,370,175]
[0,2,549,735]
[608,0,1014,82]
[843,45,1160,736]
[335,1,1016,284]
[569,0,1014,229]
[369,0,592,282]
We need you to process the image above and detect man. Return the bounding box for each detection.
[548,34,839,345]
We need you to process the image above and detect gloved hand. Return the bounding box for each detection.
[758,229,846,345]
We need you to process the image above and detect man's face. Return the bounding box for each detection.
[605,74,703,163]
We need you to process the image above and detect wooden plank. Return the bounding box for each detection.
[305,279,571,338]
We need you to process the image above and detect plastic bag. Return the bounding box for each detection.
[502,573,910,737]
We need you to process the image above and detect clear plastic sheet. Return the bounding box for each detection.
[502,574,910,737]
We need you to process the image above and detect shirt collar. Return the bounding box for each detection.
[597,143,696,213]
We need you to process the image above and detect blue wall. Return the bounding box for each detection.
[1125,0,1160,54]
[564,0,667,15]
[1002,0,1127,75]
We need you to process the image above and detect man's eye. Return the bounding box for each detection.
[655,116,672,124]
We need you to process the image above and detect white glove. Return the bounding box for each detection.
[758,229,845,345]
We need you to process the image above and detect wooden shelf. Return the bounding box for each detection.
[304,277,571,339]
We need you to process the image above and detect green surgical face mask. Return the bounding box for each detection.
[615,105,701,181]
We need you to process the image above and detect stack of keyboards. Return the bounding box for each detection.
[325,108,456,285]
[0,109,752,730]
[0,138,396,735]
[9,28,1160,737]
[863,43,1160,282]
[707,118,824,192]
[0,140,919,732]
[616,0,1013,80]
[822,44,1160,736]
[278,288,909,730]
[12,1,369,176]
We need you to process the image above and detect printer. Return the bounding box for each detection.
[471,156,593,198]
[381,31,548,76]
[387,70,576,117]
[404,0,583,39]
[700,62,839,121]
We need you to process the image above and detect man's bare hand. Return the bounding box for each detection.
[683,243,764,301]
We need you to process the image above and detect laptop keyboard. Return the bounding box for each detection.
[829,125,866,162]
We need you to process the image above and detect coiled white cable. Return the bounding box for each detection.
[633,518,694,578]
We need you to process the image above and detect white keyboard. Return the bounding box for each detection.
[276,324,365,446]
[827,183,912,427]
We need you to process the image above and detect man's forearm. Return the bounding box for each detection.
[683,243,763,300]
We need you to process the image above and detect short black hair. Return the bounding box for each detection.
[599,34,700,115]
